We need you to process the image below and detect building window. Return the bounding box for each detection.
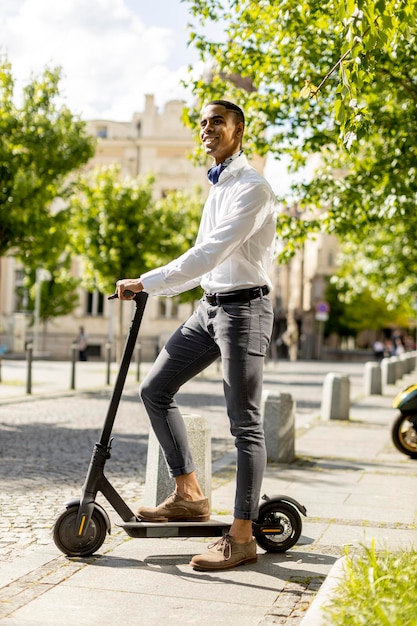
[312,278,324,300]
[96,126,108,138]
[86,291,104,316]
[158,297,178,319]
[14,269,27,312]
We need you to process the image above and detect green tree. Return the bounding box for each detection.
[185,0,416,152]
[334,225,417,305]
[325,279,413,342]
[69,166,203,292]
[69,166,203,346]
[0,58,93,344]
[149,187,204,305]
[0,58,95,257]
[184,0,417,304]
[17,209,80,350]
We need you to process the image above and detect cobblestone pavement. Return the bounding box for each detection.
[0,379,237,562]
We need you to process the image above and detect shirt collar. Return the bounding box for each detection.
[222,149,243,169]
[207,150,244,185]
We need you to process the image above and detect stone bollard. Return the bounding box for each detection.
[70,342,77,390]
[381,357,396,386]
[135,344,142,382]
[398,355,404,378]
[143,414,212,508]
[262,390,295,463]
[105,342,112,385]
[364,362,382,395]
[406,353,415,373]
[321,373,350,421]
[390,355,402,381]
[26,343,33,395]
[401,353,413,375]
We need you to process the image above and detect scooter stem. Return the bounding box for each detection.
[75,292,148,535]
[100,292,148,447]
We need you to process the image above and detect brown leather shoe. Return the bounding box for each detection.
[190,534,257,571]
[136,492,210,522]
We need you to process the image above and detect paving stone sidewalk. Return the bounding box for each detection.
[0,359,416,625]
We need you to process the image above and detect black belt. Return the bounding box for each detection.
[204,285,269,306]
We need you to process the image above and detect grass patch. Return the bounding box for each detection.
[326,542,417,626]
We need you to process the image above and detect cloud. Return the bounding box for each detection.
[0,0,195,120]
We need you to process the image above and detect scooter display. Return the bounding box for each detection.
[391,383,417,459]
[53,291,306,557]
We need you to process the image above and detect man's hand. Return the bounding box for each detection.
[116,278,144,300]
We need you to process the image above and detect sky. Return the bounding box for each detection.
[0,0,296,191]
[0,0,203,120]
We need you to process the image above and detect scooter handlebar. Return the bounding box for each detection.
[108,289,135,300]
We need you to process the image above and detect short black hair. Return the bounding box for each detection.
[207,100,245,126]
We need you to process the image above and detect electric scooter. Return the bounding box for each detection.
[53,291,306,557]
[391,383,417,459]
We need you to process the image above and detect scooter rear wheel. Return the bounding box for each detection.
[391,412,417,459]
[254,501,302,552]
[53,505,107,557]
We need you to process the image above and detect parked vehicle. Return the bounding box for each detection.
[391,383,417,459]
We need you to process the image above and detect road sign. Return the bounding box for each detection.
[315,301,330,322]
[316,301,330,314]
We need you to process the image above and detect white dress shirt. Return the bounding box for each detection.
[140,153,278,296]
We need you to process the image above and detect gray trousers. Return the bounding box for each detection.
[139,294,273,520]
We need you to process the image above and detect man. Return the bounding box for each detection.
[76,327,88,361]
[116,100,278,571]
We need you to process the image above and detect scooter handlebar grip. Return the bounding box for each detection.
[108,289,135,300]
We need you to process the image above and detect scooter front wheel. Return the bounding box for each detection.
[53,504,108,557]
[391,412,417,459]
[254,501,302,552]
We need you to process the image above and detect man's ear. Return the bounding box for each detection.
[235,122,244,138]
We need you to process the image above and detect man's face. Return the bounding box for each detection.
[200,103,244,165]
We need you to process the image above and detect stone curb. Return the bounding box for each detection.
[300,556,346,625]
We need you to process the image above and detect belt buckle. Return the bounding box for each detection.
[205,293,219,306]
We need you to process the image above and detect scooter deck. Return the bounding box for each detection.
[119,518,231,539]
